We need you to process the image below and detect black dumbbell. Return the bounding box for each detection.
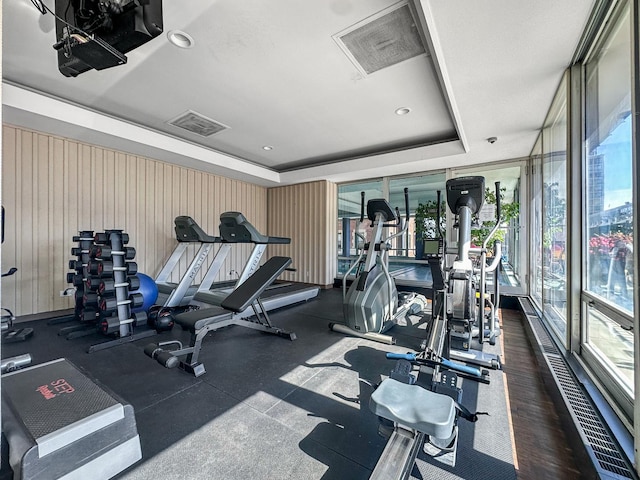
[87,260,138,277]
[69,259,85,271]
[94,232,129,245]
[83,292,99,306]
[85,275,102,291]
[74,289,84,303]
[92,246,136,260]
[71,247,89,257]
[72,231,94,243]
[67,272,85,287]
[80,307,99,323]
[96,261,138,276]
[98,311,147,335]
[98,293,144,313]
[98,275,140,296]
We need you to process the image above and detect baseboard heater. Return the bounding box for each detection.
[517,297,636,480]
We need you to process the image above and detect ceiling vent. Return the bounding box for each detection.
[168,110,229,137]
[334,3,426,76]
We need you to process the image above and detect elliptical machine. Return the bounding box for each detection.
[331,188,426,344]
[444,176,503,369]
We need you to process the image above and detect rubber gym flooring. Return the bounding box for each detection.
[1,288,516,480]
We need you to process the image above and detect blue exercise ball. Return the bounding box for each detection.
[131,273,158,312]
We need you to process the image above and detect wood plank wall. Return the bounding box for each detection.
[1,124,267,316]
[267,180,337,286]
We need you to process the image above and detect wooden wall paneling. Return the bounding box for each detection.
[267,180,338,286]
[2,125,268,316]
[19,130,34,314]
[51,137,66,311]
[2,127,17,313]
[143,160,155,276]
[35,133,50,313]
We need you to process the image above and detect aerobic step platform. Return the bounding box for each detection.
[1,358,141,480]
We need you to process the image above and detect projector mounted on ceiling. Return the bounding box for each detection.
[51,0,163,77]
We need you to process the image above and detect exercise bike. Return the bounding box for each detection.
[331,188,426,344]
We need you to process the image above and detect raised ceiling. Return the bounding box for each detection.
[3,0,595,186]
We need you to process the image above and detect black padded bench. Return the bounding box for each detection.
[145,256,297,376]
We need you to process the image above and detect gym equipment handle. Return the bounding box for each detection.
[360,191,365,223]
[404,187,409,225]
[386,352,482,378]
[386,352,417,360]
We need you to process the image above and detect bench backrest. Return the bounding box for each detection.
[221,256,292,312]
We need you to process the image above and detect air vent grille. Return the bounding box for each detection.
[521,302,636,479]
[168,110,228,137]
[335,3,426,75]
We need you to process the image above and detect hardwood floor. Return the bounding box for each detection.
[500,308,584,480]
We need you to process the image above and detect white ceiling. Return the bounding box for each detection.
[3,0,595,187]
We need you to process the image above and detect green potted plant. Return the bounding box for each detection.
[414,200,446,259]
[470,187,520,252]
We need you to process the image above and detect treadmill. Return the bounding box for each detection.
[155,216,226,307]
[193,211,319,317]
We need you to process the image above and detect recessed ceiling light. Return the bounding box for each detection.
[168,30,194,49]
[262,146,274,151]
[395,107,411,115]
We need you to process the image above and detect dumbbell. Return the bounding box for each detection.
[98,311,147,335]
[69,259,86,271]
[94,232,129,245]
[97,275,140,296]
[72,231,94,243]
[82,292,99,306]
[90,245,136,260]
[80,307,99,323]
[67,272,85,287]
[84,275,102,291]
[87,260,138,276]
[98,293,144,313]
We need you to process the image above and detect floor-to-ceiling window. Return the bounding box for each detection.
[529,0,636,428]
[337,180,384,276]
[336,173,446,286]
[451,163,526,295]
[582,0,634,419]
[530,138,543,304]
[541,74,569,344]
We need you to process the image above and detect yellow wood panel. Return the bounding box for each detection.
[267,180,337,286]
[1,124,267,316]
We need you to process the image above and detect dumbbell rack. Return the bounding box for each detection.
[61,230,155,353]
[67,230,95,323]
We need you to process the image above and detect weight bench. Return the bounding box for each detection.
[369,378,458,479]
[144,256,297,377]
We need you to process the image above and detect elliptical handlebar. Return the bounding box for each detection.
[482,181,502,250]
[386,188,410,241]
[404,187,410,226]
[436,190,444,238]
[360,191,365,224]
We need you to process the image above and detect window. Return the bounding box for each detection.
[530,138,543,304]
[541,74,568,343]
[582,2,634,405]
[452,163,526,296]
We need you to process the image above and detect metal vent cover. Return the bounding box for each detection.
[520,298,636,479]
[334,3,426,76]
[168,110,229,137]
